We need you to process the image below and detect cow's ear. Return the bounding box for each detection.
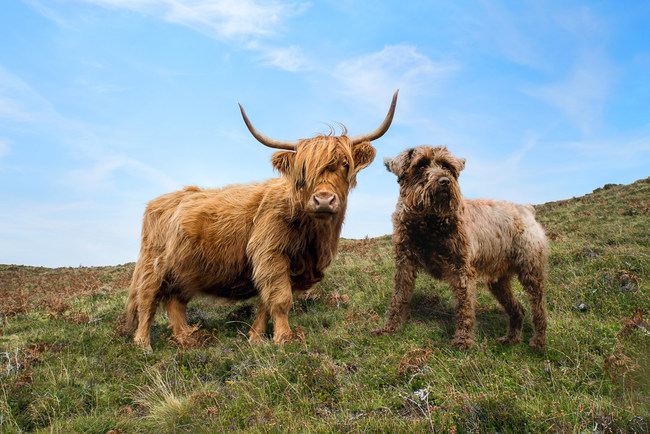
[271,151,295,176]
[384,148,413,177]
[351,141,376,172]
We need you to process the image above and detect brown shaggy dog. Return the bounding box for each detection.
[126,91,398,352]
[373,145,548,350]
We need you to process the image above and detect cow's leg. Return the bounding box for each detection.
[248,300,270,343]
[487,275,525,345]
[129,261,163,352]
[447,270,477,350]
[372,249,418,335]
[133,289,159,352]
[163,296,193,342]
[268,285,293,344]
[251,253,294,344]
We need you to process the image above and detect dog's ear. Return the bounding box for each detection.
[456,157,466,173]
[383,157,396,174]
[384,148,414,177]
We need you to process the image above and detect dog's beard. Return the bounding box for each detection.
[404,182,461,215]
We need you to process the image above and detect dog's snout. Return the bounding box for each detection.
[438,177,450,186]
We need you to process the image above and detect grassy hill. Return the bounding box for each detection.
[1,178,648,432]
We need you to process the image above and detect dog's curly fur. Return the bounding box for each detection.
[373,145,548,350]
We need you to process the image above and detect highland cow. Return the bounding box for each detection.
[126,91,398,351]
[373,145,547,350]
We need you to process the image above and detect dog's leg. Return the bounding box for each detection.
[519,271,547,350]
[372,250,418,335]
[487,276,525,345]
[448,271,476,350]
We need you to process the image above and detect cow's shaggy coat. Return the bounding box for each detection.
[126,93,397,351]
[373,145,548,350]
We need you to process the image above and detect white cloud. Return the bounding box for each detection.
[56,0,308,40]
[333,44,460,107]
[255,44,310,72]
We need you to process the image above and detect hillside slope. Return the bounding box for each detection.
[1,178,648,432]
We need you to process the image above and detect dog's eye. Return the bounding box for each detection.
[419,166,427,171]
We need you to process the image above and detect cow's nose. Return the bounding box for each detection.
[314,192,337,211]
[313,193,337,209]
[311,191,339,216]
[438,177,450,187]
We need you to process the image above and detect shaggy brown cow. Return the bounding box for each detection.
[126,91,398,351]
[373,145,548,350]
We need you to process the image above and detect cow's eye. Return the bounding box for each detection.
[342,160,349,169]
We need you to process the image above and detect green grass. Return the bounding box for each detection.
[1,178,648,432]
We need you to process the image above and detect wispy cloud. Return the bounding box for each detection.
[43,0,310,40]
[0,139,10,159]
[505,130,542,166]
[525,53,614,134]
[65,154,178,192]
[254,44,310,72]
[0,65,179,192]
[0,66,48,122]
[333,44,460,106]
[476,0,548,70]
[565,133,650,160]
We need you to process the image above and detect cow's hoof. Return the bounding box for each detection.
[273,329,304,345]
[248,333,266,345]
[134,337,153,353]
[370,326,395,336]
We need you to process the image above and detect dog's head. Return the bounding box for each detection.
[385,145,465,213]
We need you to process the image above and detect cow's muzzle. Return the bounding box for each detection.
[308,191,340,218]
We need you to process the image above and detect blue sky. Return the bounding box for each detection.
[1,0,649,267]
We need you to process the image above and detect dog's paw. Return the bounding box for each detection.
[451,336,474,350]
[496,335,521,345]
[529,335,546,351]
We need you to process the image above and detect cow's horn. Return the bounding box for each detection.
[349,89,399,145]
[239,104,298,151]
